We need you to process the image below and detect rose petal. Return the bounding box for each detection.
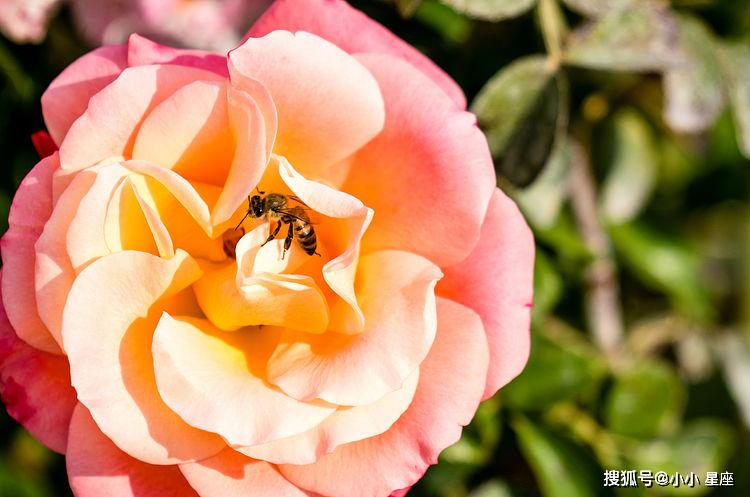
[62,250,225,464]
[344,53,495,267]
[59,64,223,172]
[180,448,311,497]
[31,130,58,159]
[237,369,419,465]
[0,292,76,453]
[439,189,534,399]
[67,404,200,497]
[127,33,229,77]
[41,44,128,145]
[0,153,60,354]
[35,167,98,347]
[132,79,235,186]
[152,314,335,447]
[229,30,384,174]
[267,250,441,406]
[246,0,465,109]
[210,84,272,227]
[279,298,489,497]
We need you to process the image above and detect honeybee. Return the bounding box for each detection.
[235,189,320,259]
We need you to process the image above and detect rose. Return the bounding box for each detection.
[0,0,535,496]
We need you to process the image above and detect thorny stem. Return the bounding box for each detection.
[568,140,625,358]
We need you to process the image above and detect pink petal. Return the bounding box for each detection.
[246,0,465,109]
[59,64,224,172]
[267,250,442,406]
[62,250,225,464]
[279,298,489,497]
[31,130,58,159]
[439,189,534,399]
[180,448,311,497]
[152,314,335,447]
[67,404,200,497]
[0,291,76,453]
[344,53,495,267]
[35,168,98,347]
[0,153,61,354]
[229,30,384,174]
[127,33,229,77]
[41,44,128,145]
[237,369,419,465]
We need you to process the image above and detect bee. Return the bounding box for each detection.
[235,189,320,259]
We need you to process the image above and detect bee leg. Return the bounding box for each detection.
[282,222,294,260]
[261,221,282,247]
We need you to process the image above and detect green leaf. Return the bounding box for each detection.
[604,360,685,439]
[599,109,658,223]
[469,480,515,497]
[504,325,606,410]
[440,0,537,21]
[718,42,750,158]
[397,0,424,17]
[512,416,600,497]
[564,7,684,72]
[561,0,658,17]
[516,139,570,228]
[608,222,713,322]
[663,14,725,133]
[630,420,735,496]
[531,250,564,320]
[472,55,561,186]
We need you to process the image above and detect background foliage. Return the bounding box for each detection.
[1,0,750,496]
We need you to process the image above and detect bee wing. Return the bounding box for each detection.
[288,195,310,208]
[277,207,320,225]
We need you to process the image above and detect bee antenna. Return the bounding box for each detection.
[234,210,251,231]
[255,187,265,195]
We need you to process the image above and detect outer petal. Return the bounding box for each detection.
[67,404,200,497]
[344,53,495,268]
[59,64,223,171]
[41,44,128,145]
[62,250,225,464]
[0,293,76,453]
[0,153,60,354]
[439,189,534,399]
[267,250,441,406]
[152,314,335,447]
[238,369,419,465]
[280,298,489,497]
[127,33,229,77]
[180,448,311,497]
[229,30,385,174]
[35,167,98,347]
[246,0,466,109]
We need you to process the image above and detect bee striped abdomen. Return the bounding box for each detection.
[294,220,317,255]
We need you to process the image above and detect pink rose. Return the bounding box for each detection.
[0,1,534,496]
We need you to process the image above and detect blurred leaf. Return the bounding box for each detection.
[469,480,514,497]
[517,139,570,228]
[718,42,750,158]
[397,0,424,17]
[716,334,750,430]
[414,0,471,44]
[440,0,537,21]
[537,0,569,57]
[419,461,474,497]
[630,420,735,496]
[560,0,656,17]
[504,325,606,409]
[513,416,600,497]
[535,210,592,263]
[532,250,564,319]
[663,14,725,133]
[442,397,502,465]
[0,460,51,497]
[473,55,561,186]
[609,222,713,322]
[599,109,658,223]
[0,40,34,102]
[564,7,684,72]
[604,360,685,438]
